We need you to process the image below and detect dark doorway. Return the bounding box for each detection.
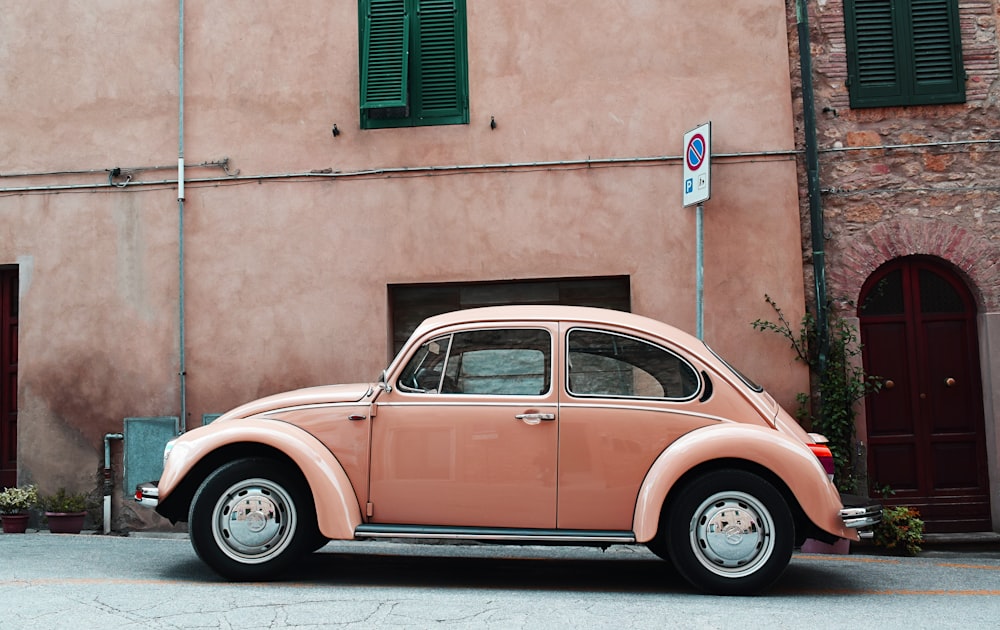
[0,268,17,488]
[388,276,631,356]
[859,256,991,532]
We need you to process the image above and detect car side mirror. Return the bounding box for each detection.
[378,370,392,394]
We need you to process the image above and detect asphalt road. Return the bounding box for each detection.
[0,533,998,629]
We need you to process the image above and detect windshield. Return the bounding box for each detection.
[705,342,763,392]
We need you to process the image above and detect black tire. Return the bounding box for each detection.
[645,533,673,563]
[666,469,793,595]
[189,457,317,581]
[306,532,330,554]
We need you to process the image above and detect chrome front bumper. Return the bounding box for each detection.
[839,494,882,529]
[134,482,159,508]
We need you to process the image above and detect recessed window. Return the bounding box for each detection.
[844,0,965,108]
[389,276,631,356]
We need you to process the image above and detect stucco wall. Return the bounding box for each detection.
[1,1,809,529]
[181,161,807,417]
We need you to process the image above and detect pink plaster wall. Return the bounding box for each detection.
[0,1,809,525]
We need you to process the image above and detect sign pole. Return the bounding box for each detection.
[683,122,711,340]
[696,203,704,340]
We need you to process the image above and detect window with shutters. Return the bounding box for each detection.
[844,0,965,108]
[359,0,468,128]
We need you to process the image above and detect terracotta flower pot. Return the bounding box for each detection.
[45,511,86,534]
[1,513,29,534]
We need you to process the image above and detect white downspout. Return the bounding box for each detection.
[177,0,187,433]
[103,433,123,534]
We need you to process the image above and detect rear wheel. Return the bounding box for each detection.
[666,469,793,595]
[189,457,316,580]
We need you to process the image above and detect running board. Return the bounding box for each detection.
[355,524,636,544]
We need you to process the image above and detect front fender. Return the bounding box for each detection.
[632,423,856,542]
[159,420,362,540]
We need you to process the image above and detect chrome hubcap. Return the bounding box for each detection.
[690,490,775,578]
[212,478,297,564]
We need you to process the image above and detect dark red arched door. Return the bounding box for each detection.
[859,256,991,533]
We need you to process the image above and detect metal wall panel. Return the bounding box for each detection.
[123,417,178,498]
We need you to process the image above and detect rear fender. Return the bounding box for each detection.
[159,420,362,539]
[632,423,856,542]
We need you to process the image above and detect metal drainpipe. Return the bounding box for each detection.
[177,0,187,433]
[103,433,123,534]
[796,0,829,378]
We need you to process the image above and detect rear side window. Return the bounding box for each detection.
[567,329,699,400]
[705,342,763,392]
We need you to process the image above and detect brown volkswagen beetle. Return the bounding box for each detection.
[137,305,879,595]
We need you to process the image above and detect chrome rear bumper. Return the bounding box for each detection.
[134,482,159,508]
[839,494,882,529]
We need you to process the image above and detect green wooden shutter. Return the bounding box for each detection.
[909,0,964,102]
[848,0,902,103]
[412,0,467,122]
[361,0,410,109]
[845,0,964,108]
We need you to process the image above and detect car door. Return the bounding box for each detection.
[369,325,558,528]
[557,325,715,530]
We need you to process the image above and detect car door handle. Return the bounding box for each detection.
[515,413,555,425]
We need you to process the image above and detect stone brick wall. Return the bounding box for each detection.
[788,0,1000,316]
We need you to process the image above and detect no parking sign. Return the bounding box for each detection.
[683,122,711,207]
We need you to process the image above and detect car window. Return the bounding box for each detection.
[704,342,763,392]
[567,328,699,400]
[398,328,551,396]
[397,335,453,393]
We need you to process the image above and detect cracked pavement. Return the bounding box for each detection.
[1,533,998,628]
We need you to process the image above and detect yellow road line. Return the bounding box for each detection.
[797,555,1000,571]
[937,562,1000,571]
[786,588,1000,596]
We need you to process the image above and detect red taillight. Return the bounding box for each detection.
[809,443,836,482]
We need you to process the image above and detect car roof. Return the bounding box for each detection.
[415,305,702,351]
[399,305,775,417]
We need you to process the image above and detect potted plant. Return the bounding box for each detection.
[0,484,38,533]
[873,505,925,556]
[38,488,90,534]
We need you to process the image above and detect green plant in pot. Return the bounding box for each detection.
[873,506,925,556]
[39,488,90,534]
[0,484,38,534]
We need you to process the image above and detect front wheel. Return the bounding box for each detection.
[189,457,316,580]
[666,469,793,595]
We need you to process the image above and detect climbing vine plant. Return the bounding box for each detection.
[752,295,882,493]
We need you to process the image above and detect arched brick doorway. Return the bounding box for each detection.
[859,256,991,532]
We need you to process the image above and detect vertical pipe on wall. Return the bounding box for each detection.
[177,0,187,433]
[102,433,123,534]
[796,0,829,378]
